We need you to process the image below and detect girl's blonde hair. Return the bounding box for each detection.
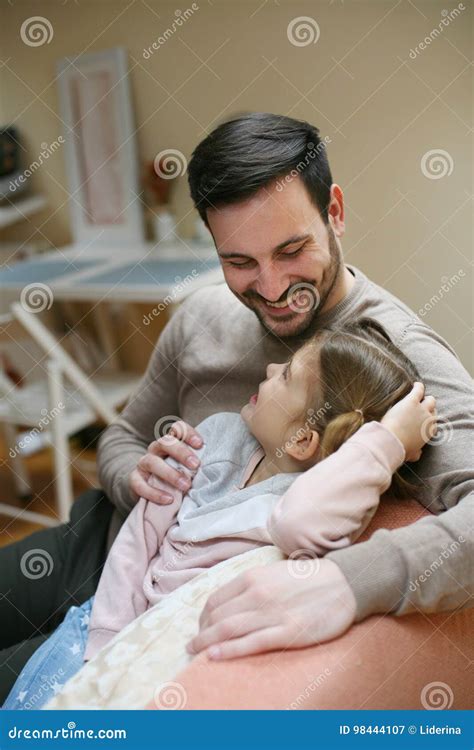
[299,317,421,499]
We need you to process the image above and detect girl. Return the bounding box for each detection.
[3,318,436,710]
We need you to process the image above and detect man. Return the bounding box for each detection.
[1,113,472,697]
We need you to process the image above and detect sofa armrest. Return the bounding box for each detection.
[147,606,472,709]
[147,496,473,710]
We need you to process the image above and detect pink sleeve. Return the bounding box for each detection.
[84,480,183,661]
[267,422,406,556]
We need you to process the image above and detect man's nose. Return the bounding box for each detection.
[255,268,289,302]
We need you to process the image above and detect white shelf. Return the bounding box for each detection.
[0,195,47,229]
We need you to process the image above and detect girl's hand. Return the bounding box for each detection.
[129,420,203,504]
[381,382,437,462]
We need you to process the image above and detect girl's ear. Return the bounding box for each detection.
[285,429,320,463]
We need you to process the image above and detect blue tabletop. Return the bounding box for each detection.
[78,257,220,287]
[0,258,97,286]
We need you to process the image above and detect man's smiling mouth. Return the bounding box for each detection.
[259,287,315,311]
[265,298,292,309]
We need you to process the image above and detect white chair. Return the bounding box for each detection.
[0,301,141,526]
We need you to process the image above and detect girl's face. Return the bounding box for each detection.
[241,345,318,456]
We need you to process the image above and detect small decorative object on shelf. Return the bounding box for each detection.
[144,155,179,244]
[0,126,28,203]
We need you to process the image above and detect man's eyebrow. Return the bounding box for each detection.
[218,233,311,260]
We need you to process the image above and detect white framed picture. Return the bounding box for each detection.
[56,47,145,249]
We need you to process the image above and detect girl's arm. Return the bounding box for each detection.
[267,421,405,556]
[84,478,183,661]
[267,382,435,557]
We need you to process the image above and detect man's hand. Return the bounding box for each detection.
[186,558,357,660]
[129,420,203,504]
[381,382,437,462]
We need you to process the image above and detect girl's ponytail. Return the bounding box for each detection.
[319,410,365,459]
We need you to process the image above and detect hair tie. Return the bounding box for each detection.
[354,408,364,417]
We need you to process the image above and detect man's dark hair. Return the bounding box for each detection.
[187,112,333,227]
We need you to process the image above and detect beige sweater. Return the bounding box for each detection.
[97,265,474,622]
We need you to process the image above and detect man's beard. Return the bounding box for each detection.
[234,224,342,343]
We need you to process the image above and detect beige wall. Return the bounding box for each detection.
[1,0,472,370]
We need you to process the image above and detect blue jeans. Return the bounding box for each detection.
[2,596,93,710]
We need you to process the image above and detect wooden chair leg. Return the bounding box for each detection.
[46,359,73,523]
[2,422,32,499]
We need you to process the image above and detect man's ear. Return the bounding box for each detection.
[285,429,320,463]
[328,183,345,237]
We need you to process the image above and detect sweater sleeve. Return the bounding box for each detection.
[325,320,474,621]
[84,481,183,661]
[267,422,405,556]
[96,297,192,517]
[326,494,474,621]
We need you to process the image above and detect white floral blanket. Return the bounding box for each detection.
[44,545,284,710]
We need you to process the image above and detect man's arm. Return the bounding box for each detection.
[325,492,473,621]
[326,320,474,620]
[393,321,473,514]
[97,303,187,516]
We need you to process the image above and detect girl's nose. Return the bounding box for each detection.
[266,362,277,379]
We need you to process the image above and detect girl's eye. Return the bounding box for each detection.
[282,364,289,380]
